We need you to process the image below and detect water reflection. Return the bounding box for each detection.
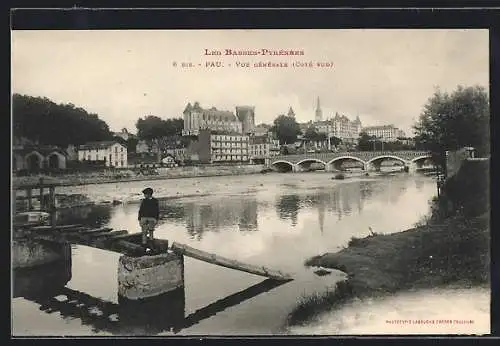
[56,205,112,227]
[14,257,288,336]
[56,177,418,245]
[276,195,300,227]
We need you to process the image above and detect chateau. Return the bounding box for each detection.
[182,102,255,136]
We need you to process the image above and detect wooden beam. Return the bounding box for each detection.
[29,224,84,232]
[106,232,142,241]
[113,240,145,255]
[78,227,113,235]
[89,230,128,239]
[171,242,292,281]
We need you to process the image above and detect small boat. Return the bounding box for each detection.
[14,211,51,227]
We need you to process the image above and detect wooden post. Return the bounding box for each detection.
[26,188,32,211]
[39,178,44,211]
[49,186,57,228]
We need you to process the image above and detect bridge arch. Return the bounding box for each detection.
[367,155,408,165]
[296,158,327,166]
[327,156,366,165]
[410,155,433,163]
[270,160,294,172]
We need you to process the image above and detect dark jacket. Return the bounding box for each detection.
[138,197,160,220]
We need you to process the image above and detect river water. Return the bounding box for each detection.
[11,172,490,336]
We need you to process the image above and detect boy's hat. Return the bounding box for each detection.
[142,187,153,194]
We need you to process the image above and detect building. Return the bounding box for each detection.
[13,147,68,172]
[114,128,133,141]
[12,137,70,172]
[362,125,406,142]
[77,141,128,168]
[135,140,150,154]
[195,130,250,164]
[236,106,256,134]
[249,134,270,164]
[288,107,296,118]
[330,113,362,140]
[252,124,271,137]
[182,102,254,136]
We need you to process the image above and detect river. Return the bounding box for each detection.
[11,172,489,336]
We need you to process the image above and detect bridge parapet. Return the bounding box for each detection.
[270,151,431,165]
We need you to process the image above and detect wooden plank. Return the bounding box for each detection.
[171,242,292,281]
[113,240,146,255]
[29,224,84,231]
[106,232,141,241]
[78,227,113,235]
[88,230,128,239]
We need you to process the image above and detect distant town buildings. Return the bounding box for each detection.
[362,125,406,142]
[309,97,363,141]
[182,102,255,136]
[12,136,71,172]
[193,130,250,164]
[249,134,270,164]
[77,141,128,168]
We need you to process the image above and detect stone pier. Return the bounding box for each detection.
[12,239,71,270]
[117,252,184,300]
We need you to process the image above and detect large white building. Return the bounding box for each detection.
[249,134,270,163]
[77,141,128,168]
[311,97,363,140]
[362,125,406,142]
[182,102,255,136]
[197,130,250,163]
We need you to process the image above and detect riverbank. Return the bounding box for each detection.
[287,157,490,327]
[287,212,490,326]
[12,164,267,188]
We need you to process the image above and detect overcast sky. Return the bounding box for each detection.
[12,29,489,136]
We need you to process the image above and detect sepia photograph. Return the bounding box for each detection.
[11,26,491,336]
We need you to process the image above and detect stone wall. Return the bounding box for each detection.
[13,164,266,188]
[442,157,490,217]
[446,147,476,179]
[13,239,71,269]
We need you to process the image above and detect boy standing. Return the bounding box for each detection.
[138,187,160,251]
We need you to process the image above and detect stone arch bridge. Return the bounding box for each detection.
[269,151,433,172]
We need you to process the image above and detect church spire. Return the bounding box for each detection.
[288,106,295,118]
[315,96,323,122]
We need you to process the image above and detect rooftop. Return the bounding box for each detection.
[78,141,124,150]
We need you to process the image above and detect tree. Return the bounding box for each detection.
[329,136,342,147]
[136,116,184,140]
[12,94,113,147]
[270,114,301,145]
[126,137,139,153]
[413,85,490,156]
[304,127,318,142]
[357,132,376,151]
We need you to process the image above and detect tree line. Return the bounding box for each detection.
[12,94,185,151]
[13,84,489,159]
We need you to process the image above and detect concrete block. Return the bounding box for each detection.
[118,252,184,300]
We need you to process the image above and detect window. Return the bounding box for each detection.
[121,160,124,166]
[115,146,118,153]
[121,147,124,152]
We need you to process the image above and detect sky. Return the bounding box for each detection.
[11,29,489,136]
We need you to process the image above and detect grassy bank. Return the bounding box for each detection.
[288,159,490,326]
[287,213,489,326]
